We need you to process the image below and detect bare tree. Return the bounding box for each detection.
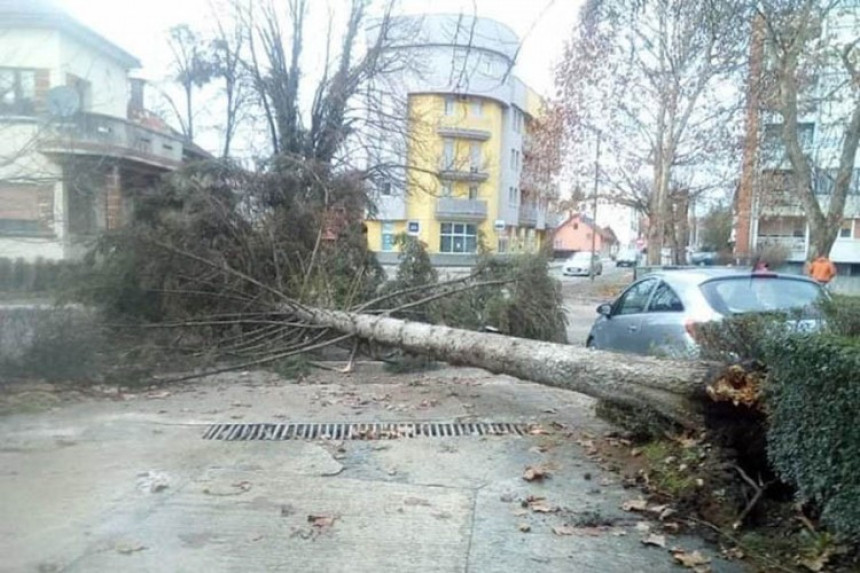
[210,7,251,158]
[557,0,751,264]
[753,0,860,260]
[167,24,216,141]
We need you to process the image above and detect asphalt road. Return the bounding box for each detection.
[0,368,740,573]
[551,262,634,346]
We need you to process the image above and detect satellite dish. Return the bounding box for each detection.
[46,86,80,118]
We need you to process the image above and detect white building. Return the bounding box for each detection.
[738,9,860,274]
[0,0,203,262]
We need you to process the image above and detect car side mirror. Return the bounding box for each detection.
[597,303,612,317]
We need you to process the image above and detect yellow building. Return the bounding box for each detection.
[365,15,557,267]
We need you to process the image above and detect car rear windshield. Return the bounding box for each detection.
[699,276,824,315]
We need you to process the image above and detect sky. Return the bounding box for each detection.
[58,0,582,98]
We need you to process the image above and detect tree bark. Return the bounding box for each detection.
[297,307,720,429]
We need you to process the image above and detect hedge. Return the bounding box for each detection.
[0,257,76,293]
[765,333,860,541]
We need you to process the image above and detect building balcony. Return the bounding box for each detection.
[38,112,186,170]
[435,197,487,221]
[756,235,807,261]
[518,204,538,227]
[439,165,490,182]
[436,125,491,141]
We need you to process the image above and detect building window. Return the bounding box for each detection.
[380,180,392,195]
[381,222,396,251]
[468,185,479,200]
[840,221,852,238]
[443,138,454,169]
[471,97,482,117]
[441,181,453,197]
[511,108,523,133]
[0,68,36,116]
[440,222,477,253]
[470,142,481,171]
[444,96,455,116]
[0,185,53,236]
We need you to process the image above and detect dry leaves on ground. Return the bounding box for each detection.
[518,523,531,533]
[524,495,558,513]
[622,498,649,512]
[523,464,551,482]
[641,533,667,548]
[671,549,711,571]
[308,515,337,528]
[552,524,576,536]
[115,541,147,555]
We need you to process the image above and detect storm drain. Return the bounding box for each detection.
[203,422,529,441]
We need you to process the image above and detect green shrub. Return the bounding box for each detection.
[765,334,860,541]
[0,307,105,382]
[819,294,860,338]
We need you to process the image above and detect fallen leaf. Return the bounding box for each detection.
[658,507,677,521]
[634,522,651,533]
[641,534,667,548]
[662,522,681,533]
[519,523,532,533]
[308,515,337,528]
[522,464,550,482]
[552,524,576,536]
[529,500,558,513]
[528,445,548,454]
[671,549,711,569]
[721,547,744,560]
[115,541,146,555]
[528,425,549,435]
[622,499,649,512]
[800,551,832,572]
[512,508,529,517]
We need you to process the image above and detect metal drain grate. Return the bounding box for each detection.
[203,421,529,441]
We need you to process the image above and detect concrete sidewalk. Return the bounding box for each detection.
[0,368,741,572]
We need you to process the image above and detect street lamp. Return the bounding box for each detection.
[589,130,602,281]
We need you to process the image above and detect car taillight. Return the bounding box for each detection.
[684,320,700,340]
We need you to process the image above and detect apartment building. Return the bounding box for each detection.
[365,15,558,266]
[0,0,203,262]
[736,13,860,274]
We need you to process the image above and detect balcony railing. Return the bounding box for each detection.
[756,235,807,260]
[436,198,488,221]
[436,124,491,141]
[438,163,490,182]
[518,204,538,227]
[38,112,186,169]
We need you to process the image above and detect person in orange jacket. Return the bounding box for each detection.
[806,255,837,284]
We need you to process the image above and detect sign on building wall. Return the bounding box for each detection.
[407,221,420,236]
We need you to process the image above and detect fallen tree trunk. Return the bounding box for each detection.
[298,307,723,429]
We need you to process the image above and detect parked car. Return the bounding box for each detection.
[615,248,640,268]
[586,269,826,357]
[689,251,719,266]
[563,252,603,276]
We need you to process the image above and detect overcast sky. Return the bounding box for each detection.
[58,0,582,97]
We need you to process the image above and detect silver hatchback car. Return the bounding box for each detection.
[586,269,826,357]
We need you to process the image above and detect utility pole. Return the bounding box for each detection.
[590,130,601,281]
